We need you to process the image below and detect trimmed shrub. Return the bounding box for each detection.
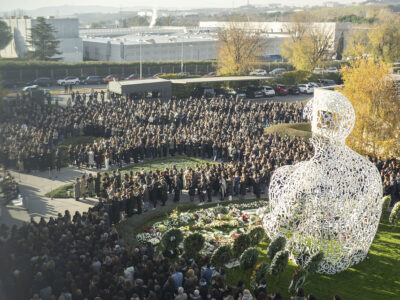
[211,245,233,268]
[240,247,259,269]
[304,251,324,274]
[232,234,251,257]
[184,233,205,258]
[248,227,266,246]
[268,250,289,276]
[161,228,183,251]
[389,202,400,224]
[266,236,286,260]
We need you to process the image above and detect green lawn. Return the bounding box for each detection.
[264,122,312,139]
[45,156,213,198]
[122,199,400,300]
[225,213,400,299]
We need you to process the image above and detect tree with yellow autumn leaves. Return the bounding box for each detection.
[341,47,400,159]
[217,22,268,75]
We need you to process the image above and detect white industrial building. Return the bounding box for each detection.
[0,16,83,62]
[81,21,355,62]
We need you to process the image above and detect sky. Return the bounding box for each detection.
[1,0,366,12]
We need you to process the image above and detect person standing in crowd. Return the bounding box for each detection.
[88,148,95,168]
[74,178,80,201]
[80,175,87,200]
[87,173,94,197]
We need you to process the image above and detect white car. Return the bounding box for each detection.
[57,76,80,85]
[298,84,314,94]
[249,69,268,76]
[262,85,276,97]
[269,68,287,75]
[327,67,339,73]
[313,68,325,74]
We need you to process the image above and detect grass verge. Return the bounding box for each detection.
[264,122,312,139]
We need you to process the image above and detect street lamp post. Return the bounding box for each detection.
[181,40,184,73]
[139,40,143,79]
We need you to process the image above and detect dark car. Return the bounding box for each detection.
[83,76,103,85]
[27,77,53,87]
[102,74,119,83]
[288,85,300,95]
[2,79,23,88]
[317,79,336,86]
[246,86,264,98]
[125,74,140,80]
[272,84,289,96]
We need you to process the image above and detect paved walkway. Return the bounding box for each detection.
[0,167,98,226]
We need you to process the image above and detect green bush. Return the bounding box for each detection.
[277,70,312,85]
[239,247,259,269]
[389,202,400,224]
[184,232,205,258]
[266,236,286,260]
[232,234,250,257]
[161,228,183,251]
[248,227,266,246]
[211,245,233,268]
[268,250,289,276]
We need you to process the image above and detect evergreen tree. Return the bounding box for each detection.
[27,17,61,60]
[0,20,12,53]
[336,32,344,60]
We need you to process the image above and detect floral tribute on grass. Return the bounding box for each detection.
[136,201,268,264]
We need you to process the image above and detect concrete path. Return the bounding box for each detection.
[0,167,98,226]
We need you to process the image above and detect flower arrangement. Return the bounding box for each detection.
[184,232,205,259]
[232,234,250,257]
[161,228,183,251]
[266,236,286,260]
[136,232,152,246]
[211,245,233,267]
[389,201,400,224]
[248,226,266,246]
[250,262,269,289]
[268,250,289,276]
[239,247,259,269]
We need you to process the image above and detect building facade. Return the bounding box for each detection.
[0,16,83,62]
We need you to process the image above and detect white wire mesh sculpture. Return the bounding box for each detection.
[264,89,383,274]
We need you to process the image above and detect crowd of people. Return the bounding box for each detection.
[0,171,19,205]
[0,204,342,300]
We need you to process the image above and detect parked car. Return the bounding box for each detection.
[125,74,140,80]
[236,90,247,98]
[269,68,287,75]
[249,69,268,76]
[272,84,289,96]
[307,82,321,88]
[288,85,300,95]
[103,74,119,83]
[298,84,314,94]
[2,79,23,88]
[226,88,237,96]
[246,86,264,98]
[261,85,276,97]
[326,67,339,73]
[153,73,165,78]
[22,85,51,99]
[317,79,337,86]
[205,72,217,77]
[313,68,325,74]
[83,76,103,85]
[27,77,53,87]
[57,76,80,86]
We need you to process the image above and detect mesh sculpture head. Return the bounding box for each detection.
[264,89,383,274]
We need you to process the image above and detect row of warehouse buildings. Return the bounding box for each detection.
[0,17,357,63]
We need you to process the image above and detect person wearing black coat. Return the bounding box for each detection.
[94,173,101,198]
